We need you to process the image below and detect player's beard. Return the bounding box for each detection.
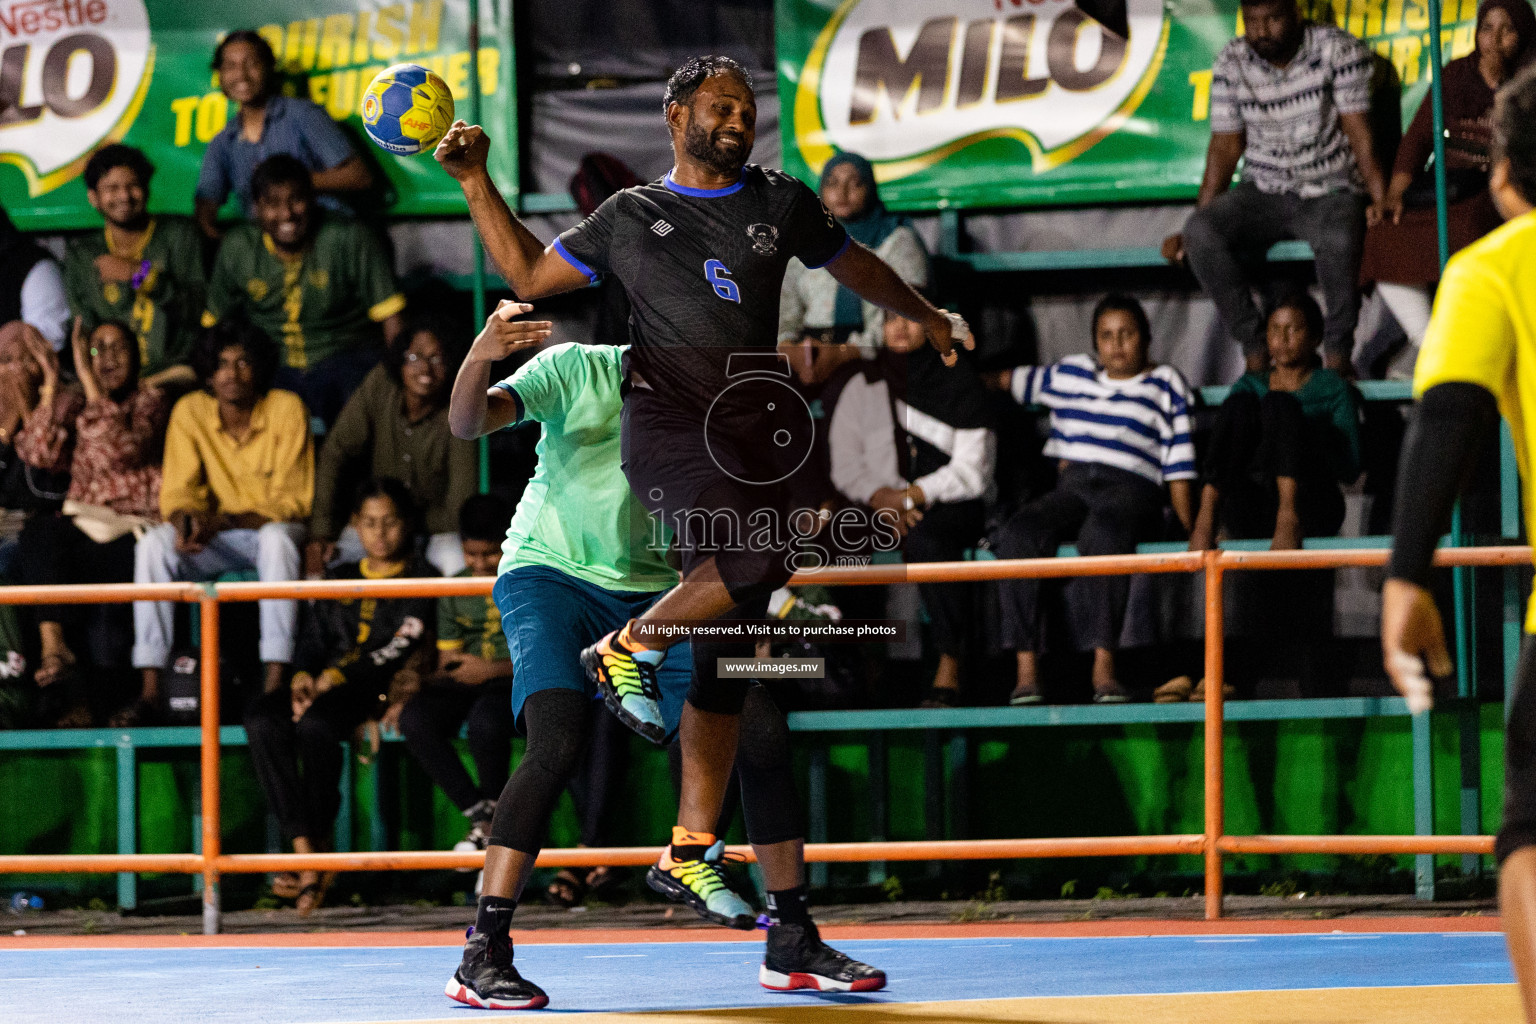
[683,119,750,177]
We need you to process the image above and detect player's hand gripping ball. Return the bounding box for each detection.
[361,63,454,155]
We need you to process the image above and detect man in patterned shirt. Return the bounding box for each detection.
[1163,0,1388,373]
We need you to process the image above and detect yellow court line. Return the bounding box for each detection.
[346,983,1519,1024]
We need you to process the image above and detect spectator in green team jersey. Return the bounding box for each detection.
[203,155,405,426]
[65,145,205,393]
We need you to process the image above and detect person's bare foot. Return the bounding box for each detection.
[1271,509,1303,550]
[1091,649,1129,702]
[1009,651,1042,704]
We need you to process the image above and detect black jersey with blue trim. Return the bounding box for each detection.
[554,164,849,417]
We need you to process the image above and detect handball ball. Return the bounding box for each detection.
[360,63,454,156]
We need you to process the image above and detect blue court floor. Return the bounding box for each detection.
[0,931,1517,1022]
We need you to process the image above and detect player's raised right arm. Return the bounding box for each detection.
[436,122,591,299]
[449,301,554,440]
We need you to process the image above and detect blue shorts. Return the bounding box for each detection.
[494,564,692,740]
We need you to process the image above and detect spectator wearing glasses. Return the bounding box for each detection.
[988,296,1197,704]
[204,155,405,426]
[132,320,313,717]
[304,315,477,578]
[194,30,373,240]
[14,318,170,726]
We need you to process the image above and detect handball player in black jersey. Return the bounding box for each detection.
[435,54,967,964]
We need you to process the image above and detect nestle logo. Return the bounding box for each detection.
[0,0,108,38]
[651,219,674,237]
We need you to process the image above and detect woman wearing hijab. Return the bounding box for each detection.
[779,153,928,351]
[1360,0,1536,358]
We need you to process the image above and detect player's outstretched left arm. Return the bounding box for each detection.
[1382,381,1500,711]
[448,300,554,440]
[826,243,973,366]
[435,121,591,300]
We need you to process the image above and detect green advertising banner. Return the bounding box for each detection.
[0,0,515,231]
[776,0,1486,209]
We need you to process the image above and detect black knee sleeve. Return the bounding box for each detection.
[734,684,803,846]
[1498,641,1536,865]
[488,688,591,855]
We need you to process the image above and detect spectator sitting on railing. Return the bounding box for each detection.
[203,155,404,427]
[304,315,477,579]
[1161,0,1387,375]
[0,323,72,580]
[780,152,927,351]
[827,313,996,709]
[64,145,204,393]
[193,30,373,241]
[395,493,514,876]
[1189,292,1361,553]
[245,476,436,916]
[985,295,1197,705]
[0,206,69,351]
[131,320,313,722]
[14,318,169,727]
[1359,0,1535,363]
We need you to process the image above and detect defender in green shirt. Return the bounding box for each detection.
[440,302,882,1009]
[204,155,405,424]
[64,145,205,388]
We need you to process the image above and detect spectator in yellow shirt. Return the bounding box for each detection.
[129,321,314,720]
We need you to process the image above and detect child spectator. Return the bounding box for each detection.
[306,316,477,578]
[194,30,372,239]
[396,494,515,863]
[64,145,204,391]
[245,477,436,914]
[988,296,1197,704]
[203,155,404,426]
[780,152,927,350]
[1162,0,1387,373]
[14,318,169,726]
[133,321,312,719]
[0,207,69,350]
[1190,293,1362,551]
[827,313,996,708]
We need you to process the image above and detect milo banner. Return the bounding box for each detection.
[777,0,1486,209]
[0,0,514,231]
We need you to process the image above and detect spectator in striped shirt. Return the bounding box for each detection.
[1189,293,1361,552]
[989,296,1197,705]
[1161,0,1387,374]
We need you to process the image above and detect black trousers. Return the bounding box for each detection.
[15,513,135,666]
[1499,637,1536,864]
[245,683,384,845]
[903,499,986,658]
[995,463,1165,652]
[1204,389,1345,540]
[397,680,515,814]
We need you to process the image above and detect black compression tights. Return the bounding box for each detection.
[490,684,804,856]
[488,689,592,855]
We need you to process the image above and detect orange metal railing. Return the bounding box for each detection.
[0,545,1525,933]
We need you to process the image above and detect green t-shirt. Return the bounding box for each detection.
[204,218,404,371]
[496,343,676,592]
[1228,367,1363,482]
[64,217,206,377]
[437,568,509,662]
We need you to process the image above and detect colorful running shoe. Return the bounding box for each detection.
[646,839,756,930]
[580,628,665,743]
[760,920,887,992]
[445,927,549,1010]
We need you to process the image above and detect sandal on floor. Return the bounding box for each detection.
[919,686,959,709]
[108,698,160,728]
[296,873,335,917]
[1153,676,1194,703]
[584,865,622,901]
[1092,681,1131,704]
[270,872,303,900]
[1008,682,1043,706]
[1189,678,1235,702]
[546,869,586,908]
